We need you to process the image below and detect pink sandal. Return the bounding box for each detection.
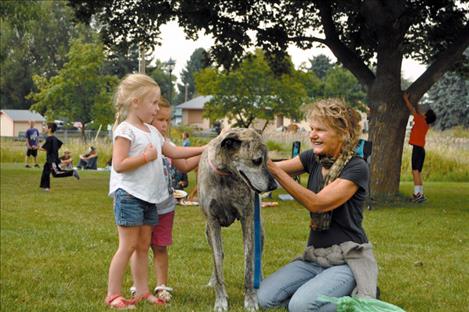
[105,294,136,310]
[132,293,165,306]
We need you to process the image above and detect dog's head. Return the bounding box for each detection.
[210,128,277,193]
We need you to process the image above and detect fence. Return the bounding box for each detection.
[16,129,112,144]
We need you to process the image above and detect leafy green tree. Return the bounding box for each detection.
[174,48,211,104]
[195,50,307,131]
[29,39,118,140]
[147,60,176,103]
[309,54,334,79]
[295,70,323,101]
[323,66,368,110]
[426,72,469,130]
[0,1,90,109]
[69,0,469,197]
[102,44,139,77]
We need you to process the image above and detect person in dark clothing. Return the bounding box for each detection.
[77,146,98,170]
[39,123,79,191]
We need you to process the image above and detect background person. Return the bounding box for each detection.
[403,92,437,203]
[182,131,191,147]
[59,149,73,170]
[77,146,98,170]
[25,120,40,168]
[174,131,191,189]
[39,123,79,191]
[258,99,378,312]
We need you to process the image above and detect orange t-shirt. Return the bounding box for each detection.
[409,113,429,147]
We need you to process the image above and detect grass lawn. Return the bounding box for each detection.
[1,163,468,311]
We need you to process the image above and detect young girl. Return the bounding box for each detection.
[106,74,204,309]
[129,97,201,303]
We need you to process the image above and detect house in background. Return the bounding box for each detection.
[0,109,46,137]
[174,96,371,135]
[175,95,213,129]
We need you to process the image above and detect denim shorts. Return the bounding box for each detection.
[114,189,158,227]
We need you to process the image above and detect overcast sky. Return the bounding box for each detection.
[153,21,427,84]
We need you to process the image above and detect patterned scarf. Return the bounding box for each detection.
[310,149,355,231]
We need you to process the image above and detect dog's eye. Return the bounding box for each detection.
[252,157,262,166]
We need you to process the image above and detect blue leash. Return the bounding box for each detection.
[254,193,262,289]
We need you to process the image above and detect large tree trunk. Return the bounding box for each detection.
[368,91,408,198]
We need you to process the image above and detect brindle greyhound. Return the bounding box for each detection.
[198,128,277,311]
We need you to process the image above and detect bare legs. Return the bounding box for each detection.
[153,246,169,287]
[108,225,152,296]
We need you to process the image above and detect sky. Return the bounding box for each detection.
[153,21,427,84]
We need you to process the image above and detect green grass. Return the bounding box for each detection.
[1,164,468,311]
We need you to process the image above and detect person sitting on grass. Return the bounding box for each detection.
[59,149,73,170]
[403,92,437,203]
[77,146,98,170]
[259,99,378,311]
[39,123,79,192]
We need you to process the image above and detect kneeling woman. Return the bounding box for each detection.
[259,99,377,312]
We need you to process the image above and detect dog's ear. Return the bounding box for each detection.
[221,135,241,150]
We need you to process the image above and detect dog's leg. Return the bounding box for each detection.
[206,221,228,311]
[241,209,258,311]
[206,226,216,288]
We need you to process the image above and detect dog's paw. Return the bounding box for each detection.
[244,293,259,311]
[214,298,228,311]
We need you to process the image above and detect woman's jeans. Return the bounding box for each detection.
[257,260,355,312]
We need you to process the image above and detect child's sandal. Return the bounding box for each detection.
[154,285,173,303]
[105,294,136,310]
[133,293,165,306]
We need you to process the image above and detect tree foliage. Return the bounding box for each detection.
[309,54,334,79]
[102,44,139,77]
[323,66,368,110]
[426,72,469,130]
[29,39,118,138]
[195,50,307,130]
[147,60,176,103]
[1,1,90,109]
[68,0,173,54]
[174,48,211,104]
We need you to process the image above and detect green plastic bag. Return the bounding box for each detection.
[318,295,406,312]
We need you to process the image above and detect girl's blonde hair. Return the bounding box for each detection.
[113,73,160,124]
[306,98,362,153]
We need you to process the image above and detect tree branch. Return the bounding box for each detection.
[288,35,327,45]
[406,25,469,102]
[315,0,375,89]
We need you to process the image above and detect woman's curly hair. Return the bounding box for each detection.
[306,98,362,154]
